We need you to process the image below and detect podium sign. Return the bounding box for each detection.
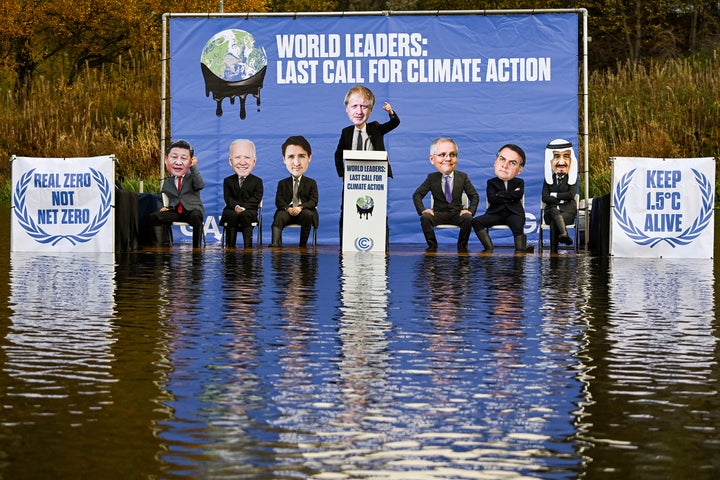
[342,150,388,252]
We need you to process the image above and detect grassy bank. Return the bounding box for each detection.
[1,50,718,203]
[588,52,720,196]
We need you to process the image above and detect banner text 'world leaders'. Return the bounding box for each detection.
[275,33,551,84]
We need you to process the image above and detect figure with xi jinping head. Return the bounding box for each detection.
[219,139,263,248]
[150,139,205,248]
[542,138,578,253]
[471,144,529,253]
[412,137,480,252]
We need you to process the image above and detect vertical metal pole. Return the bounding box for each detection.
[581,8,590,250]
[219,1,223,13]
[161,14,168,181]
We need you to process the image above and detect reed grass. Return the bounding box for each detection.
[588,52,720,197]
[1,50,718,204]
[0,50,162,202]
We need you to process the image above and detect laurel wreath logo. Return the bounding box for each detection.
[613,167,714,248]
[13,168,113,246]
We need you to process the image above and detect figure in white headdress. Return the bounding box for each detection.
[541,139,578,252]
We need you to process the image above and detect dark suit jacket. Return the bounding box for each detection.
[222,173,263,211]
[161,165,205,215]
[485,176,525,217]
[274,175,318,211]
[412,170,480,215]
[541,173,577,217]
[219,173,263,224]
[334,111,400,178]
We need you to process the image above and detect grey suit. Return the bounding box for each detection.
[150,166,205,247]
[412,170,479,249]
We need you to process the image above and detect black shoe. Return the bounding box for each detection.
[558,234,573,245]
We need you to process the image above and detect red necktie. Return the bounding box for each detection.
[177,176,183,213]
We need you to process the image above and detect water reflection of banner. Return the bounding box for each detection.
[10,155,116,253]
[5,253,116,396]
[600,258,716,469]
[166,12,580,244]
[610,156,715,258]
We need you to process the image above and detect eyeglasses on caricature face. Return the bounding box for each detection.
[432,152,458,160]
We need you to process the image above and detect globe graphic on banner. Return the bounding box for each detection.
[201,29,267,82]
[200,29,268,118]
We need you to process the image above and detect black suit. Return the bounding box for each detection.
[541,173,577,223]
[271,175,319,247]
[334,112,400,178]
[219,173,263,227]
[542,173,577,249]
[219,173,263,247]
[412,170,480,249]
[472,176,526,236]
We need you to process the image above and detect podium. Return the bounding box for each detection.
[342,150,389,252]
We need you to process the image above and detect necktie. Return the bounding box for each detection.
[292,177,300,208]
[239,176,244,188]
[177,176,183,213]
[356,129,363,150]
[444,175,452,203]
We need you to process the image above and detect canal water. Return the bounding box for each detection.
[1,206,718,479]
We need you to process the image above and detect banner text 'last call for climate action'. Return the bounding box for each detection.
[276,33,551,84]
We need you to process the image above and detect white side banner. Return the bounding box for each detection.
[11,156,116,253]
[610,156,715,258]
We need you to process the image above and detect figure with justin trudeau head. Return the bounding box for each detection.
[541,139,578,253]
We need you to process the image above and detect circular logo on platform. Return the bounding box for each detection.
[354,236,374,251]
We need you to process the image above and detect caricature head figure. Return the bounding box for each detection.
[544,139,578,185]
[429,137,459,176]
[493,144,526,181]
[228,139,256,178]
[282,135,312,178]
[344,85,375,129]
[164,139,195,177]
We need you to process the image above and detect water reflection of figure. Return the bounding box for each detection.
[198,251,264,463]
[337,253,391,425]
[415,254,473,385]
[272,252,319,401]
[478,256,527,391]
[158,251,205,327]
[222,251,263,368]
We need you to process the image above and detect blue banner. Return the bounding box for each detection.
[168,12,579,244]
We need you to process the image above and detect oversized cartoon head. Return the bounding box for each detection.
[544,139,578,184]
[493,144,526,181]
[281,135,312,177]
[164,139,195,177]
